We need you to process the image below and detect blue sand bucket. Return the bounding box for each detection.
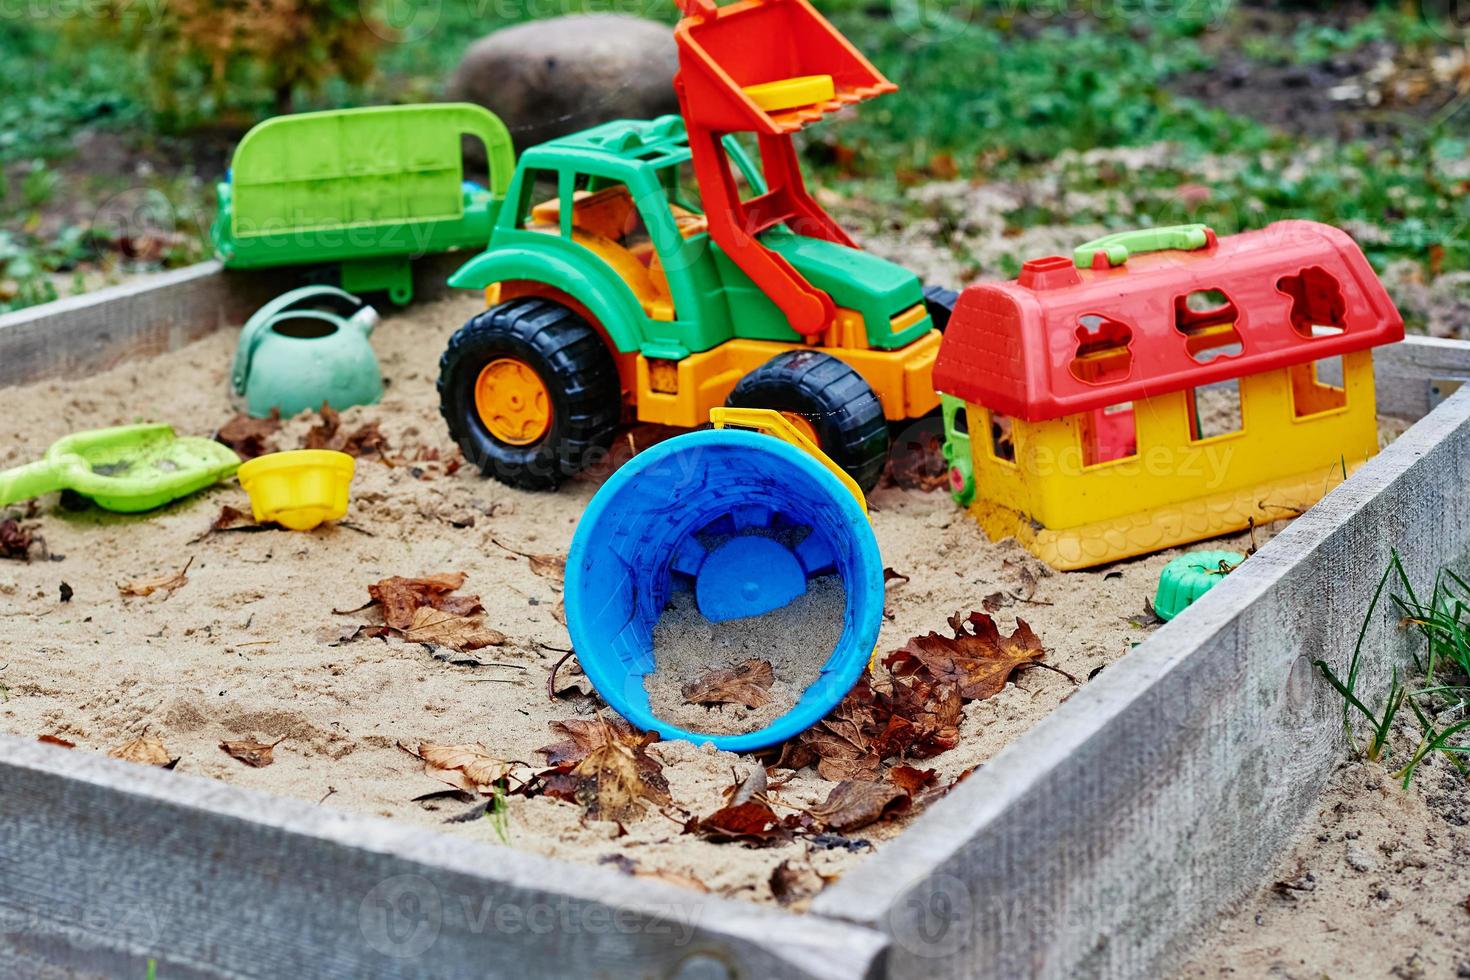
[565,427,884,752]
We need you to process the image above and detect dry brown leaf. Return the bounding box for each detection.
[400,607,506,651]
[529,716,669,822]
[573,737,667,823]
[118,558,193,598]
[770,858,833,907]
[406,741,515,794]
[491,537,566,581]
[684,800,792,845]
[681,659,775,709]
[108,735,177,768]
[884,611,1047,702]
[215,411,280,460]
[366,572,471,629]
[1,518,37,561]
[889,765,939,796]
[811,780,910,832]
[220,737,284,768]
[304,405,392,460]
[637,869,711,893]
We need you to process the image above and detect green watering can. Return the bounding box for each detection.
[232,285,383,419]
[0,424,241,513]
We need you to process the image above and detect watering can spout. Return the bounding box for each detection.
[349,305,381,337]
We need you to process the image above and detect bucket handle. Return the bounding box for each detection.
[708,407,867,515]
[232,286,370,396]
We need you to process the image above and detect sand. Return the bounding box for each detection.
[0,287,1383,908]
[1175,754,1470,978]
[645,575,846,735]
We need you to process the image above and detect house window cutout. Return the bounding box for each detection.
[1070,314,1134,385]
[1188,380,1244,441]
[1175,289,1244,363]
[1278,266,1347,339]
[1081,402,1137,467]
[1290,356,1348,418]
[988,410,1016,465]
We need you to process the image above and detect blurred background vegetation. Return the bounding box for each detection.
[2,0,1466,327]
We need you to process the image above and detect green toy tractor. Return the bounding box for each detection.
[435,114,951,493]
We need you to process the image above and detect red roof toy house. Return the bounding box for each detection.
[934,221,1405,570]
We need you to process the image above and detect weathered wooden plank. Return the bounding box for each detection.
[0,264,265,389]
[1375,335,1470,419]
[0,739,888,980]
[814,383,1470,978]
[0,254,467,390]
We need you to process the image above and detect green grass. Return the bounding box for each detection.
[1316,553,1470,786]
[1,0,1467,312]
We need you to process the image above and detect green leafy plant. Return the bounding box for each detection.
[1316,553,1470,784]
[86,0,387,124]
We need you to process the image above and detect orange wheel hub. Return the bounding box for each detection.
[475,358,552,446]
[780,411,820,446]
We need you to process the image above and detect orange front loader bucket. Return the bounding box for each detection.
[674,0,895,336]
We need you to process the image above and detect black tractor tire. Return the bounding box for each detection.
[438,297,621,491]
[922,283,960,332]
[725,350,889,493]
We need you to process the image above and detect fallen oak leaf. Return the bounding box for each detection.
[118,557,193,598]
[108,734,178,768]
[220,736,285,768]
[682,659,775,709]
[884,611,1047,702]
[811,780,910,833]
[400,607,507,651]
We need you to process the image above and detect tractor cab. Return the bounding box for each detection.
[461,116,931,357]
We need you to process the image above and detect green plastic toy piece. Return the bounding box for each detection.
[1154,550,1246,621]
[1073,224,1214,270]
[212,104,514,304]
[0,425,241,513]
[939,394,975,505]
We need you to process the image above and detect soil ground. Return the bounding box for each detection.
[0,290,1320,908]
[1176,754,1470,979]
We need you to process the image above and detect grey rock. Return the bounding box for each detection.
[446,14,680,155]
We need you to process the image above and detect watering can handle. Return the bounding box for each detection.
[231,285,370,395]
[0,459,64,508]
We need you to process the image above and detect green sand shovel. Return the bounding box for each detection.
[0,424,241,513]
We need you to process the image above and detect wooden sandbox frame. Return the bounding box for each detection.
[1,263,1468,979]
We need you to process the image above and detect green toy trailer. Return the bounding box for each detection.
[211,103,513,304]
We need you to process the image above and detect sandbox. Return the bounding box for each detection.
[2,262,1468,979]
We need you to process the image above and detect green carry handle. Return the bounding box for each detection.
[1074,224,1215,269]
[0,458,68,507]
